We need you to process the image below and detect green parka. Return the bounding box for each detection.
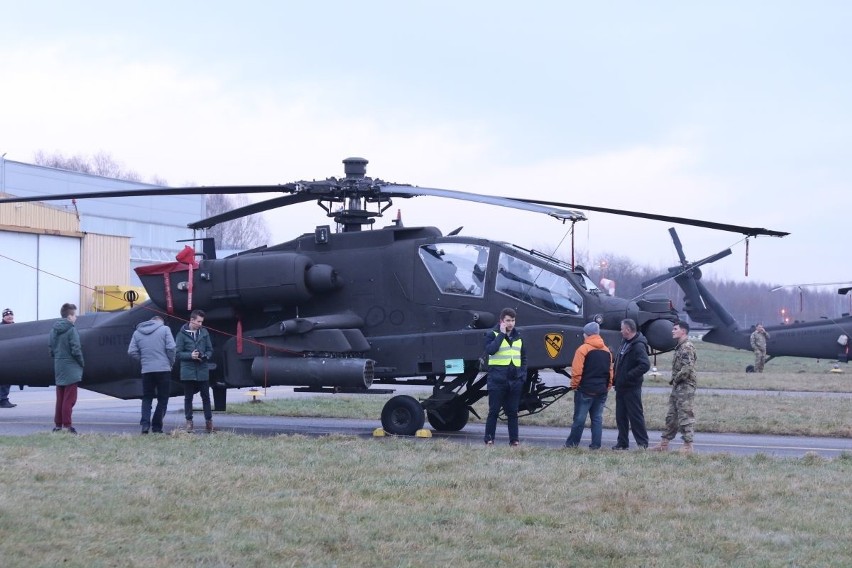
[48,319,84,385]
[175,324,213,381]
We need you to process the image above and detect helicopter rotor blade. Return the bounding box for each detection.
[691,248,733,269]
[511,197,788,238]
[669,228,688,266]
[0,184,300,204]
[770,281,852,292]
[640,271,679,290]
[641,248,733,289]
[379,185,587,222]
[187,194,318,230]
[0,157,788,238]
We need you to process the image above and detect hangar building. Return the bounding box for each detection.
[0,156,204,321]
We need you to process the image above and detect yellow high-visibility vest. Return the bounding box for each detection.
[489,331,523,366]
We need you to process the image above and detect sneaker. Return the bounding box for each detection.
[141,429,149,435]
[484,440,494,446]
[185,420,194,433]
[0,400,16,408]
[66,427,78,435]
[52,427,62,433]
[510,441,520,447]
[612,445,629,451]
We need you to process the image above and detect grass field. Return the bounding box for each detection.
[229,343,852,438]
[1,434,851,567]
[3,341,850,566]
[651,338,848,376]
[228,389,852,438]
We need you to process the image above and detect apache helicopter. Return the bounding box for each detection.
[643,228,852,371]
[0,158,787,434]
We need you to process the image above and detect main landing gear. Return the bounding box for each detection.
[378,368,571,436]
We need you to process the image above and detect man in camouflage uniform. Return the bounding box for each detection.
[651,320,697,454]
[750,323,770,373]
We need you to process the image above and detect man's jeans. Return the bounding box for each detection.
[141,371,172,432]
[484,376,523,443]
[183,380,213,421]
[565,390,608,449]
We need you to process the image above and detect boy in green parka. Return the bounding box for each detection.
[49,303,84,433]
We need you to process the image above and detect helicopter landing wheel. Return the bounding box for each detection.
[427,404,470,432]
[381,395,426,436]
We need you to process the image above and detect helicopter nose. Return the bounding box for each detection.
[643,318,677,351]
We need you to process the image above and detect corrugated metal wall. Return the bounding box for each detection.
[81,233,131,312]
[0,194,80,234]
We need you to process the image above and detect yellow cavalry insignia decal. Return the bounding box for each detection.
[544,333,563,359]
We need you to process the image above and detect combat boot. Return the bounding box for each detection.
[679,442,694,454]
[650,438,670,452]
[185,419,194,433]
[206,419,214,433]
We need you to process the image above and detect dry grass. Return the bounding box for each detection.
[651,339,849,376]
[229,388,852,438]
[4,341,848,565]
[1,433,851,567]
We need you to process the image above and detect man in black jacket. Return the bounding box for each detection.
[612,318,650,450]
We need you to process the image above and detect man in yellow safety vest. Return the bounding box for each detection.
[483,307,527,446]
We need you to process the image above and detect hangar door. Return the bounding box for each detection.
[0,232,81,322]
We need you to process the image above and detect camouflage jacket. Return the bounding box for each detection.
[750,330,769,351]
[671,339,697,387]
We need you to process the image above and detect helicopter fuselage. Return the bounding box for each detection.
[0,224,680,399]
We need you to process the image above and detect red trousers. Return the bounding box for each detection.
[54,384,79,428]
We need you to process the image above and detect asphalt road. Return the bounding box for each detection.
[1,386,850,459]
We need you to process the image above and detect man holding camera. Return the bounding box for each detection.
[176,309,214,432]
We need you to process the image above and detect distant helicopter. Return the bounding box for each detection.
[0,158,788,434]
[643,228,851,371]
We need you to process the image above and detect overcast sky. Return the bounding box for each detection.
[1,1,849,288]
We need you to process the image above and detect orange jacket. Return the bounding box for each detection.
[571,334,613,392]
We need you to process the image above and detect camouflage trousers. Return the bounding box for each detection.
[661,382,695,443]
[754,349,767,373]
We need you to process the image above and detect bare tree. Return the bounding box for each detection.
[32,150,271,250]
[205,194,271,249]
[34,151,147,183]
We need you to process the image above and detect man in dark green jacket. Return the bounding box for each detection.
[175,309,214,432]
[49,303,84,433]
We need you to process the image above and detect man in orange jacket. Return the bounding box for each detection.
[565,322,613,449]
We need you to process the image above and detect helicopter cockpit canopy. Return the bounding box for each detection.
[575,271,601,294]
[417,241,584,315]
[496,252,583,315]
[419,243,489,297]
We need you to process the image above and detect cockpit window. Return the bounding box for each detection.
[419,243,489,297]
[577,272,600,293]
[496,252,583,314]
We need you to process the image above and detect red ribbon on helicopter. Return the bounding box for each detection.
[163,273,173,314]
[175,246,198,311]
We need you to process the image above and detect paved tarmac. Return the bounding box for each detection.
[1,385,850,459]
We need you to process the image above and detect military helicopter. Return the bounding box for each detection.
[643,228,852,371]
[0,158,788,434]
